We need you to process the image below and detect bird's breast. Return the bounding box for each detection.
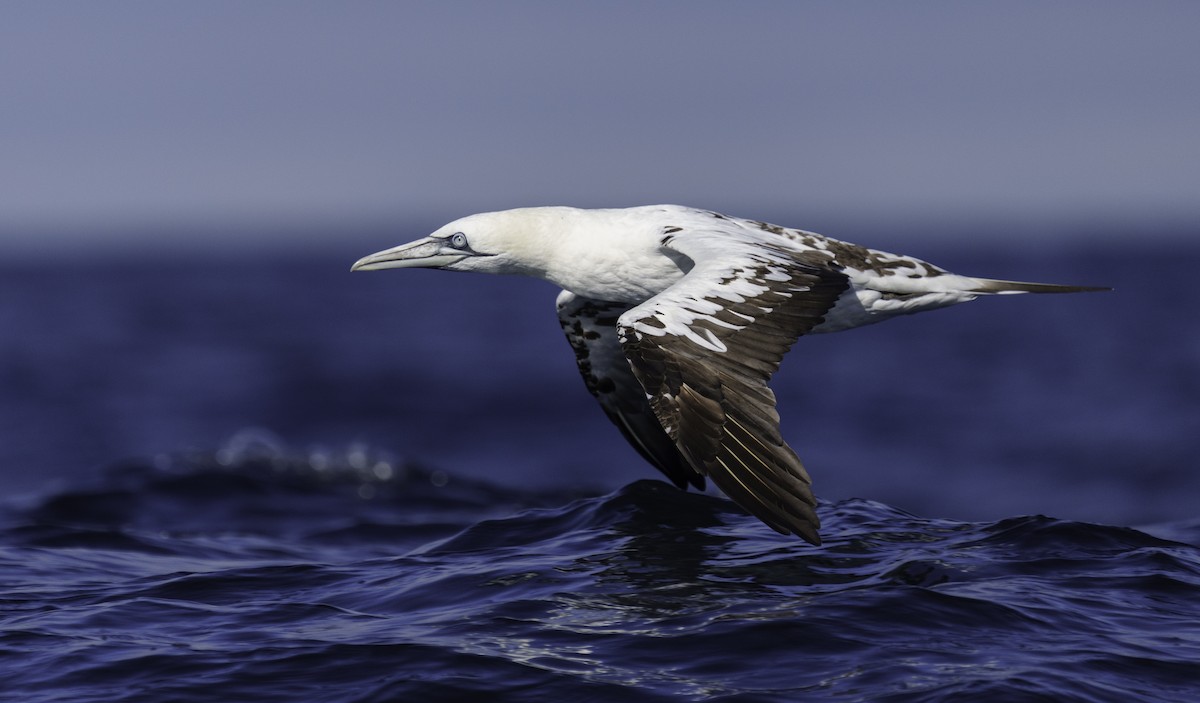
[548,247,687,305]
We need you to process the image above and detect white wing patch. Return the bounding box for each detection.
[623,237,805,357]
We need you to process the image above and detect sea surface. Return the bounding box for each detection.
[1,229,1198,701]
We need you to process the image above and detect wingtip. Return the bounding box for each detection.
[769,519,821,545]
[797,528,822,546]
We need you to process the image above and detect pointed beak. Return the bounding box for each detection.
[350,237,466,272]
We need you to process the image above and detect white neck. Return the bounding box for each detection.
[538,207,686,303]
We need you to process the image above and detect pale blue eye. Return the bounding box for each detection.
[449,233,468,250]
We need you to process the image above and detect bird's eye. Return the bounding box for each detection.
[449,233,469,250]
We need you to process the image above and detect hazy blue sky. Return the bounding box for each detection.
[2,1,1197,251]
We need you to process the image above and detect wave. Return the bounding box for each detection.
[2,438,1199,702]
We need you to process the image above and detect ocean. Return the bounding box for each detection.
[1,228,1197,701]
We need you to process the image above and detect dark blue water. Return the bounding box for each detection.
[2,229,1198,700]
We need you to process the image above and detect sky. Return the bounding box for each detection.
[2,1,1198,254]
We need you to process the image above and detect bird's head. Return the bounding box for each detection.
[351,208,564,277]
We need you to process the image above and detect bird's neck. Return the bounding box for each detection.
[538,210,687,304]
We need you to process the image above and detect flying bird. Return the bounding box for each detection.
[352,205,1104,544]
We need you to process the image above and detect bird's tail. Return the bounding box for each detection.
[969,277,1111,295]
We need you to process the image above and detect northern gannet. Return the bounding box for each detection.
[352,205,1104,544]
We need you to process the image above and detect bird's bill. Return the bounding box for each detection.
[350,238,465,271]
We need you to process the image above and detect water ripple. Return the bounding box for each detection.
[2,448,1199,702]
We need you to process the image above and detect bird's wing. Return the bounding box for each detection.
[617,228,849,544]
[556,290,704,491]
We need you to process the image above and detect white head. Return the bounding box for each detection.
[351,207,573,278]
[353,205,694,302]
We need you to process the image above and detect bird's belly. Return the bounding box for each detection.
[812,288,881,333]
[812,282,977,333]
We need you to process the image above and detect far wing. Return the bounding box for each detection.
[617,229,849,544]
[556,291,704,491]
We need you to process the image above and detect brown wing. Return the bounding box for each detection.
[556,290,703,491]
[617,231,849,544]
